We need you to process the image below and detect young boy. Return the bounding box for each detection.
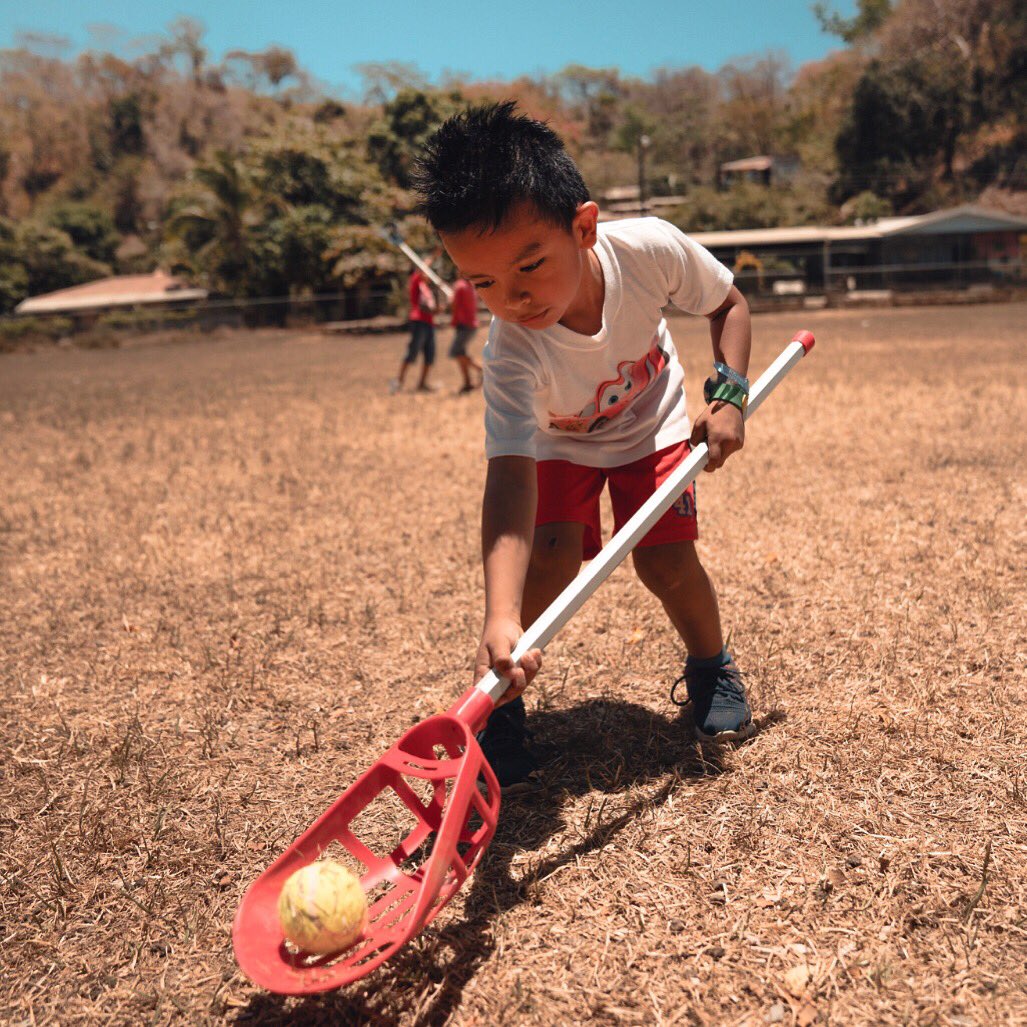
[414,102,754,790]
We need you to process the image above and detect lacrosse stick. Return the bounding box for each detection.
[233,329,815,995]
[377,224,454,300]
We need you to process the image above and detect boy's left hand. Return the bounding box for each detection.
[690,402,745,472]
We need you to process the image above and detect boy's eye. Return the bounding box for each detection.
[520,259,544,273]
[473,280,494,290]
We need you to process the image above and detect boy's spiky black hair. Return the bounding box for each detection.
[413,100,590,234]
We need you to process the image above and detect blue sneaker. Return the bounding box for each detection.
[671,651,755,742]
[476,696,542,794]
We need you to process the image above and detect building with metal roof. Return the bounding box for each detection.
[15,270,207,317]
[685,205,1027,297]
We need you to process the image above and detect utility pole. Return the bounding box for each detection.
[637,134,651,216]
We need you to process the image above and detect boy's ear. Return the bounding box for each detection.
[572,202,600,249]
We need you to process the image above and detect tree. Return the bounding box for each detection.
[841,190,893,223]
[107,93,146,156]
[166,151,275,293]
[554,65,624,146]
[717,52,792,159]
[13,221,111,297]
[159,17,207,86]
[247,204,337,297]
[669,182,816,232]
[257,137,369,219]
[45,202,119,264]
[623,66,721,186]
[354,62,428,105]
[366,89,461,189]
[0,217,29,312]
[224,46,300,93]
[814,0,892,44]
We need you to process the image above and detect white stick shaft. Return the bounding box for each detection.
[472,337,809,705]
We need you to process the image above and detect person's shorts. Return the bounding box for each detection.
[404,320,435,365]
[535,439,698,559]
[448,325,478,358]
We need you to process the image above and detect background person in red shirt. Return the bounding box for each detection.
[449,275,482,393]
[390,267,437,393]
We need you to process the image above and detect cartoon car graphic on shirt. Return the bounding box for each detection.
[548,339,669,434]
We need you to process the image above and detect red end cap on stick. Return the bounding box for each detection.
[793,330,815,353]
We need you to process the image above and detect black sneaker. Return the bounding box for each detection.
[476,696,542,794]
[670,652,755,742]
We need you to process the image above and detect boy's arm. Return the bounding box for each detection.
[690,284,752,472]
[476,455,542,705]
[707,283,751,379]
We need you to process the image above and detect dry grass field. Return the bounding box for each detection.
[1,303,1025,1026]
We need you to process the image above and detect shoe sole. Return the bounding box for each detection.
[499,772,544,797]
[695,719,756,743]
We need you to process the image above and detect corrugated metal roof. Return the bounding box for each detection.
[687,205,1027,249]
[720,156,773,173]
[16,270,208,315]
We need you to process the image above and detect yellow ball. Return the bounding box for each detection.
[278,860,367,954]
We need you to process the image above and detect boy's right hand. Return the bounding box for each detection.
[474,616,542,707]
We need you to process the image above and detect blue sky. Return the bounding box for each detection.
[2,1,856,96]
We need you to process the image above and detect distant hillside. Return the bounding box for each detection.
[1,3,1023,313]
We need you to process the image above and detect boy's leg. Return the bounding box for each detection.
[608,441,753,741]
[416,325,436,390]
[522,521,584,625]
[631,541,722,658]
[450,328,475,390]
[393,323,422,391]
[633,541,753,740]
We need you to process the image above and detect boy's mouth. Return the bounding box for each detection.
[518,308,550,326]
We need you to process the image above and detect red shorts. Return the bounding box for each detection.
[536,440,698,560]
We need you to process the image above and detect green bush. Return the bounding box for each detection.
[0,316,75,351]
[98,307,196,331]
[44,202,120,264]
[667,183,830,233]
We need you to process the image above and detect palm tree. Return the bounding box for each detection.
[167,151,280,293]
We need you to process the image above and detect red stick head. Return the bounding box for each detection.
[233,696,500,995]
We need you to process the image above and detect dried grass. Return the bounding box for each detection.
[1,305,1025,1026]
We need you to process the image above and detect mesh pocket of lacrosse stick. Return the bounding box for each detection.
[233,707,500,995]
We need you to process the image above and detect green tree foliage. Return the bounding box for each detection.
[841,190,894,223]
[165,151,272,293]
[832,0,1027,205]
[12,222,110,298]
[366,88,462,188]
[833,59,942,205]
[555,65,624,146]
[165,136,386,299]
[0,218,30,313]
[669,182,830,232]
[814,0,892,44]
[45,201,120,263]
[107,93,147,156]
[257,136,369,220]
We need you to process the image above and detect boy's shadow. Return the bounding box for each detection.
[238,700,784,1026]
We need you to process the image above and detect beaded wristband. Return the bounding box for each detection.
[703,376,748,413]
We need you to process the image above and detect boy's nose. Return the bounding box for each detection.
[503,287,531,314]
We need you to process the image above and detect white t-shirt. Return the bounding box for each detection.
[482,217,733,468]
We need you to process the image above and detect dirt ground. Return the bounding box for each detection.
[1,303,1025,1026]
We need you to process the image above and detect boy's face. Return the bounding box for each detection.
[439,201,600,330]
